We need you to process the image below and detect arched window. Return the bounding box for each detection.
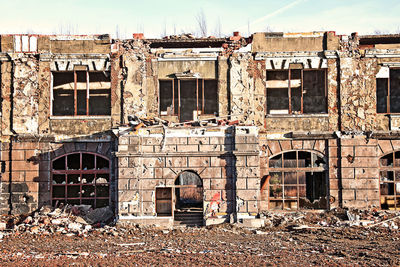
[379,151,400,210]
[51,152,110,208]
[268,150,327,210]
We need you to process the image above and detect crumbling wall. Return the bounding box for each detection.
[327,58,340,131]
[230,53,265,126]
[37,61,51,135]
[120,40,148,122]
[1,61,13,136]
[339,57,377,131]
[12,56,40,134]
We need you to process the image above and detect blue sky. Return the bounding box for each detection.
[0,0,399,38]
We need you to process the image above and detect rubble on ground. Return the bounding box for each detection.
[0,204,115,237]
[259,208,400,230]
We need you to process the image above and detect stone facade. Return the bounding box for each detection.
[0,31,400,225]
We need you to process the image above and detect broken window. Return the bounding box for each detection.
[268,151,327,210]
[52,68,111,116]
[159,79,218,122]
[379,151,400,210]
[377,69,400,113]
[51,152,110,208]
[266,69,327,114]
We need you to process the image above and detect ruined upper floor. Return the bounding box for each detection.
[1,31,400,140]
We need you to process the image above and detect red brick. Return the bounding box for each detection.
[314,140,326,154]
[378,140,394,155]
[25,171,39,182]
[279,140,291,151]
[267,141,281,155]
[26,182,39,193]
[292,140,303,150]
[303,140,315,150]
[11,150,25,161]
[10,171,25,182]
[354,146,377,157]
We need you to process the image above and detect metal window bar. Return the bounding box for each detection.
[51,152,110,208]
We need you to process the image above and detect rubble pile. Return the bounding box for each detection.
[0,205,114,237]
[260,208,400,230]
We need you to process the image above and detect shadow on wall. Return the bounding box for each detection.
[2,131,116,215]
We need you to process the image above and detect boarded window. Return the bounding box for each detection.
[159,79,218,122]
[266,69,327,114]
[52,70,111,116]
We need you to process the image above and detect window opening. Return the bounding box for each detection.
[377,69,400,113]
[52,69,111,116]
[159,78,218,122]
[266,69,327,114]
[379,151,400,210]
[268,151,327,210]
[51,152,110,208]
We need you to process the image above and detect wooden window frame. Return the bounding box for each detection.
[51,70,111,116]
[266,68,328,115]
[159,78,217,120]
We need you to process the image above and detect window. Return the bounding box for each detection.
[52,67,111,116]
[266,68,327,114]
[377,69,400,113]
[379,151,400,210]
[268,151,327,210]
[159,79,218,122]
[51,152,110,208]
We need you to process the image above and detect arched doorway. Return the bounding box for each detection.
[174,171,203,226]
[379,151,400,210]
[175,171,203,210]
[51,152,110,208]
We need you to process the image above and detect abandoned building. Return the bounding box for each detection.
[0,30,400,227]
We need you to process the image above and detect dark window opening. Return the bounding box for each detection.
[52,70,111,116]
[266,69,327,114]
[268,151,327,210]
[377,69,400,114]
[51,152,110,209]
[159,79,218,122]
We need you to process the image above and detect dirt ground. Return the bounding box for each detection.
[0,224,399,266]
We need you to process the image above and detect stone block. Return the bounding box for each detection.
[188,137,209,145]
[199,144,220,152]
[236,189,258,201]
[247,178,260,190]
[165,157,187,168]
[142,157,164,168]
[176,144,197,152]
[246,155,259,167]
[201,167,222,178]
[188,157,210,167]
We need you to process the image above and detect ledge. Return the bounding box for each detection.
[265,114,328,118]
[50,116,111,120]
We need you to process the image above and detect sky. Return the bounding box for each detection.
[0,0,399,38]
